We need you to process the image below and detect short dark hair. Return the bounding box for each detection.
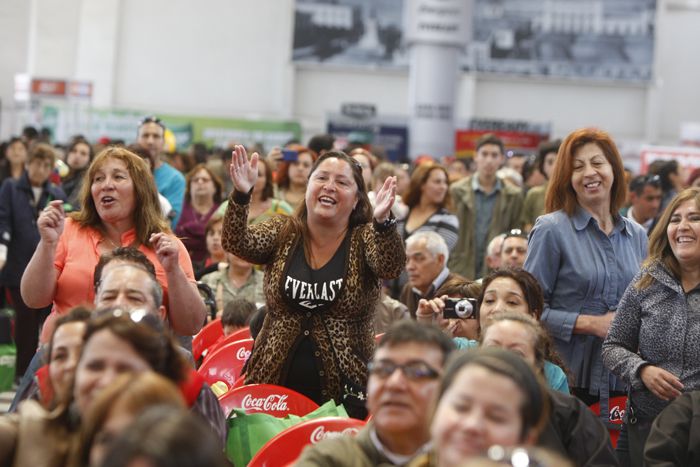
[100,405,230,467]
[377,320,456,365]
[307,134,335,155]
[648,159,679,192]
[248,306,267,340]
[222,299,256,329]
[434,275,482,299]
[629,174,661,196]
[475,133,504,155]
[94,247,157,291]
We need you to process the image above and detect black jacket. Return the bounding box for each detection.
[644,391,700,467]
[0,172,66,287]
[537,390,620,467]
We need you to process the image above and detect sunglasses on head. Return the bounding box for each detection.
[138,115,165,130]
[630,174,661,191]
[504,228,527,240]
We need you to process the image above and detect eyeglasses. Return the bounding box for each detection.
[138,115,165,130]
[367,360,441,381]
[504,229,527,240]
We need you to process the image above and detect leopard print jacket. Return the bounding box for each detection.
[222,193,406,404]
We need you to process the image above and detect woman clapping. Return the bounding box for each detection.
[222,146,405,418]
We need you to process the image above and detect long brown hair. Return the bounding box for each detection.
[71,147,170,245]
[403,163,452,211]
[638,187,700,289]
[545,128,627,217]
[279,151,372,259]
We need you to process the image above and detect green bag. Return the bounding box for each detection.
[0,344,16,392]
[225,399,349,466]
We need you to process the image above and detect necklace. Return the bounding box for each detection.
[101,236,121,251]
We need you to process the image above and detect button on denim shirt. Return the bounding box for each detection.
[525,207,648,395]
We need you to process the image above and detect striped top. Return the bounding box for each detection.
[397,207,460,253]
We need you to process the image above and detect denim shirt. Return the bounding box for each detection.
[524,207,647,395]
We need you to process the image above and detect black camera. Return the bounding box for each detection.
[443,298,478,320]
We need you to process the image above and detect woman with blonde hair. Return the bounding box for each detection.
[21,146,206,341]
[603,187,700,466]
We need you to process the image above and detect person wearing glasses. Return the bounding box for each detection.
[623,174,662,235]
[137,116,185,227]
[500,229,528,269]
[296,320,455,466]
[411,348,550,467]
[524,129,647,418]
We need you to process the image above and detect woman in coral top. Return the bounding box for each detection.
[21,147,206,342]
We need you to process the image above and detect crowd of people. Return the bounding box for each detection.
[0,120,698,466]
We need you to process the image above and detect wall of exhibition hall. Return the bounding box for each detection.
[1,0,700,154]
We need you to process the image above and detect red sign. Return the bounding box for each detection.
[31,79,67,97]
[455,129,548,157]
[639,145,700,173]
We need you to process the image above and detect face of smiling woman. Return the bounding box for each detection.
[431,365,527,466]
[570,142,614,212]
[305,157,358,225]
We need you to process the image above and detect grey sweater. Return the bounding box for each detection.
[602,261,700,419]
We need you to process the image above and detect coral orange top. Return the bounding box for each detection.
[39,218,195,343]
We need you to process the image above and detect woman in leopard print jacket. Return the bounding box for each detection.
[222,146,405,415]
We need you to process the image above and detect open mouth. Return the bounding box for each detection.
[584,181,601,189]
[676,236,695,244]
[318,196,336,206]
[100,196,116,206]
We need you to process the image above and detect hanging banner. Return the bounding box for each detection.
[639,145,700,173]
[455,119,551,157]
[40,106,301,151]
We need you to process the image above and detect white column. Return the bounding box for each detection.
[404,0,471,160]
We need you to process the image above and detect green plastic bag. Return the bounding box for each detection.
[225,399,348,466]
[0,344,16,392]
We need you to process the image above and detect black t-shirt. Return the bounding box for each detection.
[283,235,349,313]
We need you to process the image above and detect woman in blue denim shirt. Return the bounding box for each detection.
[524,128,647,408]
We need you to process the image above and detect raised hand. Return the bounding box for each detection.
[37,200,66,245]
[373,176,397,223]
[150,232,180,273]
[228,145,259,194]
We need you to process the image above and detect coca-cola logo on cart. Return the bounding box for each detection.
[236,347,251,361]
[310,426,360,444]
[241,394,289,412]
[609,405,625,424]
